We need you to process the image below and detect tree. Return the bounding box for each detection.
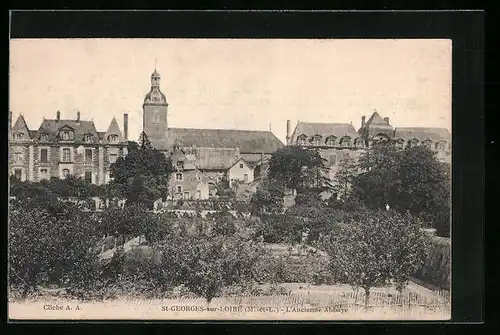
[267,146,331,194]
[333,153,359,202]
[9,198,101,297]
[109,132,173,207]
[326,210,429,309]
[157,224,265,303]
[250,179,284,215]
[350,142,451,236]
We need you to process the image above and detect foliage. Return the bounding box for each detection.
[267,146,332,193]
[253,214,306,244]
[346,143,451,237]
[333,153,359,202]
[250,179,285,215]
[9,198,101,297]
[155,226,265,303]
[109,132,174,206]
[326,210,430,307]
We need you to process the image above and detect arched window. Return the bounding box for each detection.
[422,139,432,149]
[340,136,351,147]
[108,134,118,143]
[325,136,337,146]
[297,134,308,146]
[312,135,322,146]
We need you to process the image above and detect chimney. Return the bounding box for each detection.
[56,110,60,122]
[76,111,80,123]
[261,152,264,162]
[123,113,129,140]
[286,120,291,145]
[361,115,366,127]
[383,117,390,124]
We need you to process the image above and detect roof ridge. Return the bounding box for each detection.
[168,126,274,133]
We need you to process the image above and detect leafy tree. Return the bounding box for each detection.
[250,179,284,215]
[9,199,101,297]
[157,225,265,303]
[326,210,429,309]
[109,132,173,207]
[333,153,359,202]
[267,146,331,193]
[350,142,451,236]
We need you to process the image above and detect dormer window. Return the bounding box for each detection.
[325,136,337,146]
[108,134,118,143]
[409,139,419,147]
[422,139,432,149]
[340,136,351,147]
[39,133,48,141]
[60,130,74,141]
[354,138,364,148]
[83,134,94,143]
[395,138,405,149]
[14,133,24,141]
[436,140,447,152]
[177,160,184,169]
[297,134,308,146]
[312,135,322,146]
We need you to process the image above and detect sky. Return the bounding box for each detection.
[10,39,451,143]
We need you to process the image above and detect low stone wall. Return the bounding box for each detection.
[414,236,451,290]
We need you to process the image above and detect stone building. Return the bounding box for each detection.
[141,69,284,200]
[9,110,129,184]
[286,110,451,186]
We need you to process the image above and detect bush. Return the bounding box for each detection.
[9,198,101,297]
[253,214,305,244]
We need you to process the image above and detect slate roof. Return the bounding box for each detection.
[291,122,360,142]
[11,115,32,139]
[36,119,99,142]
[152,127,284,154]
[394,127,451,142]
[189,147,241,170]
[360,111,394,138]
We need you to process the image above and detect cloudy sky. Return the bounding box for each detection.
[10,39,451,143]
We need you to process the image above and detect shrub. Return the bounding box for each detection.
[9,198,101,298]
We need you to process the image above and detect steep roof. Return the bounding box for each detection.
[394,127,451,142]
[359,111,394,138]
[188,147,240,170]
[152,127,284,154]
[103,117,123,141]
[291,122,360,142]
[365,111,389,127]
[11,115,32,139]
[37,118,99,142]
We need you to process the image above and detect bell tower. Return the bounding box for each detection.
[143,68,169,143]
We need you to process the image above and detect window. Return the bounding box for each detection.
[40,148,48,163]
[183,192,190,200]
[14,169,22,180]
[61,130,73,140]
[108,134,118,143]
[177,160,184,169]
[177,186,182,193]
[409,139,419,147]
[14,152,23,162]
[329,155,337,166]
[39,168,48,180]
[239,163,244,168]
[62,168,70,178]
[340,137,351,147]
[176,173,183,181]
[355,138,364,148]
[84,171,92,184]
[312,136,322,146]
[244,174,249,182]
[422,140,432,149]
[85,149,93,164]
[297,134,308,146]
[109,153,118,164]
[15,133,24,140]
[436,141,446,152]
[326,136,337,146]
[83,134,93,143]
[62,148,71,162]
[39,133,48,141]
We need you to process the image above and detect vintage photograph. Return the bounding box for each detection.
[8,38,451,320]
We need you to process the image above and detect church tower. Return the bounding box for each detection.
[143,69,169,144]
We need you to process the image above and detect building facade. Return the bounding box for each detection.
[286,110,451,184]
[142,69,284,200]
[9,110,129,185]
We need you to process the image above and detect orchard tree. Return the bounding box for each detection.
[267,146,331,193]
[250,179,285,215]
[109,132,173,207]
[327,210,429,309]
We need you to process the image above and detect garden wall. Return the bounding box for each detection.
[414,236,451,290]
